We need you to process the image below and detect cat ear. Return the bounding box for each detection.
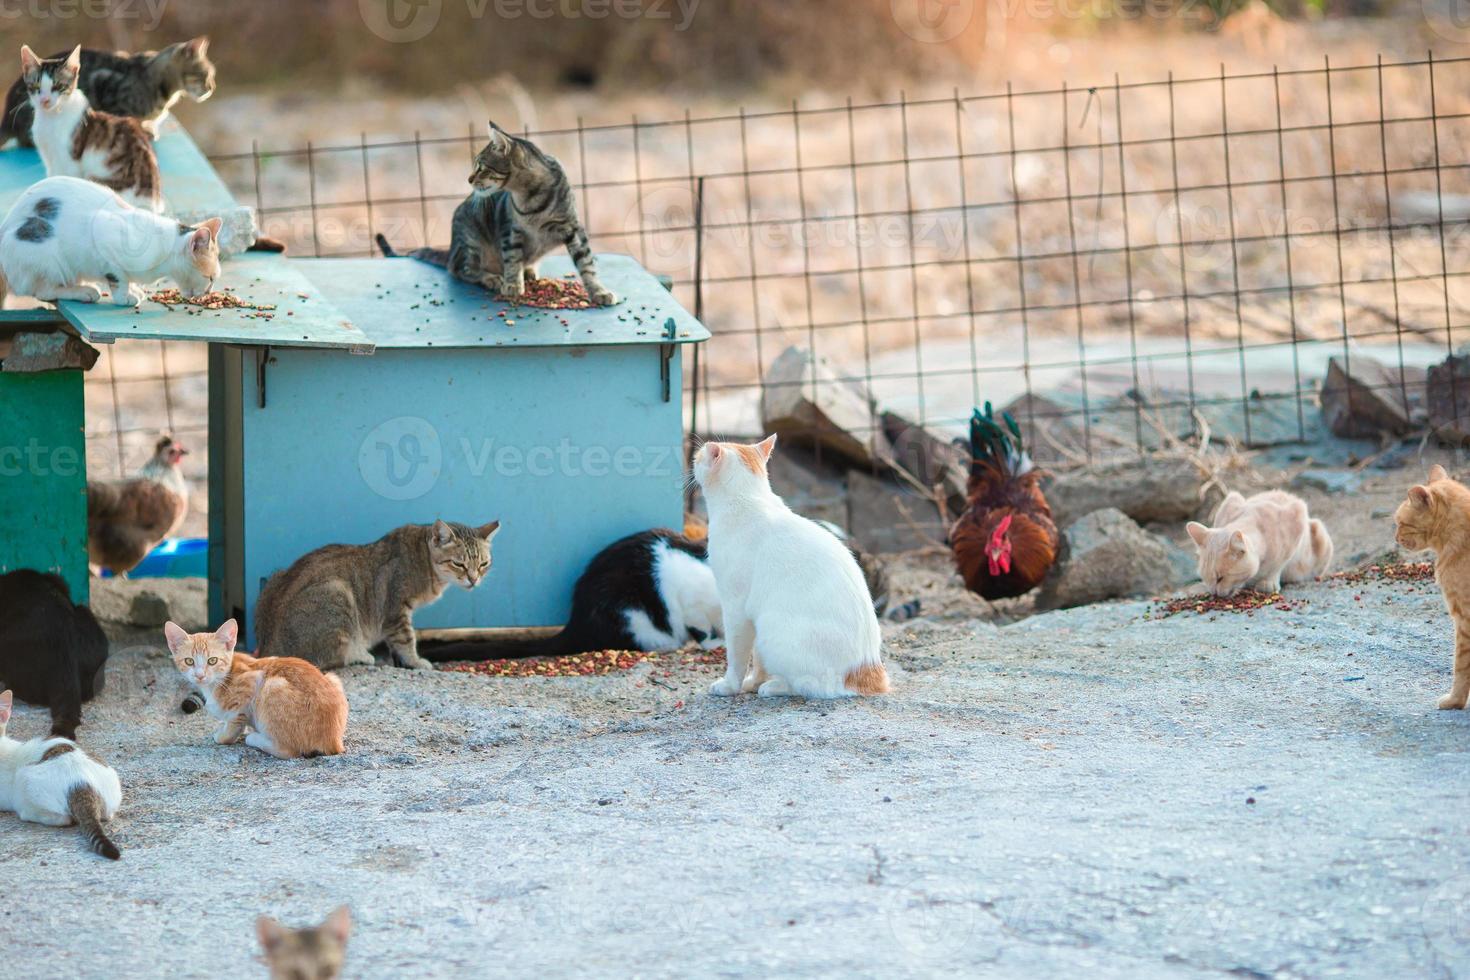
[19,46,39,75]
[190,218,222,255]
[163,621,189,654]
[477,520,501,543]
[1185,522,1210,547]
[256,916,285,952]
[1229,530,1247,553]
[64,45,81,73]
[755,434,778,461]
[1411,485,1432,506]
[324,906,352,945]
[187,36,209,57]
[1430,464,1449,482]
[433,519,453,546]
[0,689,11,725]
[215,619,238,651]
[706,443,723,461]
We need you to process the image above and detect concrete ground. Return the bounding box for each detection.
[5,566,1469,979]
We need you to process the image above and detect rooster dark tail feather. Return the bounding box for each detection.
[968,402,1030,479]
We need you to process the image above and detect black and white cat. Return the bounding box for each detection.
[0,570,108,740]
[424,529,721,660]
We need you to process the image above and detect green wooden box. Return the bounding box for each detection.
[0,369,89,602]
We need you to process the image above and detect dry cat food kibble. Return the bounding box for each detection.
[149,288,279,318]
[500,276,596,310]
[438,645,726,678]
[1148,590,1307,619]
[1333,562,1434,584]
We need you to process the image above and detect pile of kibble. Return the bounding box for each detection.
[149,288,278,318]
[438,646,725,679]
[504,276,595,310]
[1333,561,1434,584]
[1148,590,1307,619]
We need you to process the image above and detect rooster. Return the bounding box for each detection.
[86,436,190,576]
[950,404,1059,600]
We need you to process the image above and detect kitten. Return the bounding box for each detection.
[694,435,889,699]
[0,689,122,859]
[2,37,214,148]
[254,520,501,671]
[376,121,617,306]
[424,528,722,661]
[0,570,108,740]
[165,620,348,760]
[258,907,351,980]
[1186,490,1333,597]
[0,176,221,307]
[1394,464,1470,710]
[19,46,162,212]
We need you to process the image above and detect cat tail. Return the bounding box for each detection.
[1310,519,1334,578]
[375,233,450,267]
[419,629,580,663]
[844,662,890,696]
[67,784,120,860]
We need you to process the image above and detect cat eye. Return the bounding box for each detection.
[207,657,218,665]
[184,658,194,666]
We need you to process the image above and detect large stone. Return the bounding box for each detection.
[761,346,892,469]
[1320,356,1425,439]
[128,591,172,629]
[1,330,100,373]
[1045,457,1222,527]
[880,410,968,517]
[1428,354,1470,446]
[845,469,945,554]
[1035,508,1190,611]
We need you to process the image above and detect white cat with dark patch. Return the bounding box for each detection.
[0,689,122,859]
[695,435,889,699]
[0,175,220,307]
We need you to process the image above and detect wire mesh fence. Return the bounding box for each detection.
[89,52,1470,490]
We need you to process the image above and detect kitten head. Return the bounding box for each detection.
[469,122,528,191]
[0,689,11,738]
[20,45,81,114]
[1395,464,1456,553]
[430,519,501,590]
[693,435,778,499]
[160,37,216,103]
[164,619,237,688]
[258,906,350,980]
[173,218,223,297]
[1186,522,1260,597]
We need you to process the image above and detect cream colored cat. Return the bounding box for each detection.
[1394,464,1470,709]
[1186,490,1333,596]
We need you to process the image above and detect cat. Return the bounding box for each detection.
[258,907,351,980]
[0,689,122,859]
[1394,464,1470,710]
[165,620,348,760]
[695,435,889,699]
[0,176,221,307]
[2,37,214,148]
[19,46,163,212]
[0,570,108,740]
[423,528,722,661]
[254,520,501,671]
[375,121,617,306]
[1186,490,1333,597]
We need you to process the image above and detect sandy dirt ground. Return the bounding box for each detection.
[7,470,1470,977]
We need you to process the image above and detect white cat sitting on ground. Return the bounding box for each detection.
[0,175,220,308]
[1187,490,1333,597]
[0,689,122,859]
[694,434,889,699]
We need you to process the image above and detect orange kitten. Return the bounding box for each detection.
[1186,490,1333,596]
[258,906,351,980]
[1394,464,1470,710]
[163,620,348,759]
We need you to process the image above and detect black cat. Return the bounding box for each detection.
[0,570,108,739]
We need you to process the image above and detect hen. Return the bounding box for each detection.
[86,436,190,576]
[950,404,1059,600]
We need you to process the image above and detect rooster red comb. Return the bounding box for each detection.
[989,514,1013,544]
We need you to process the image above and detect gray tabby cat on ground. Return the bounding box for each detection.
[253,520,500,671]
[376,121,618,307]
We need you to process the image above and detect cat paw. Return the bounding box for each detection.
[589,286,619,307]
[393,653,433,670]
[709,677,742,697]
[499,279,526,300]
[111,285,143,308]
[1437,692,1467,710]
[757,678,794,698]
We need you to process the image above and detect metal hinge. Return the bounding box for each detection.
[659,318,676,403]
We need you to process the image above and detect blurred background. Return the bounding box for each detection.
[4,0,1469,523]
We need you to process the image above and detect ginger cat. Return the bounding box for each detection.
[164,620,347,759]
[1394,464,1470,710]
[258,906,351,980]
[1186,490,1333,597]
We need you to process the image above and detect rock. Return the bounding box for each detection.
[999,393,1091,464]
[127,591,172,629]
[845,469,945,554]
[1,330,100,373]
[1320,356,1425,438]
[880,410,968,516]
[1045,457,1222,527]
[1035,508,1190,611]
[1428,354,1470,446]
[761,346,893,469]
[765,450,848,530]
[1290,469,1364,495]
